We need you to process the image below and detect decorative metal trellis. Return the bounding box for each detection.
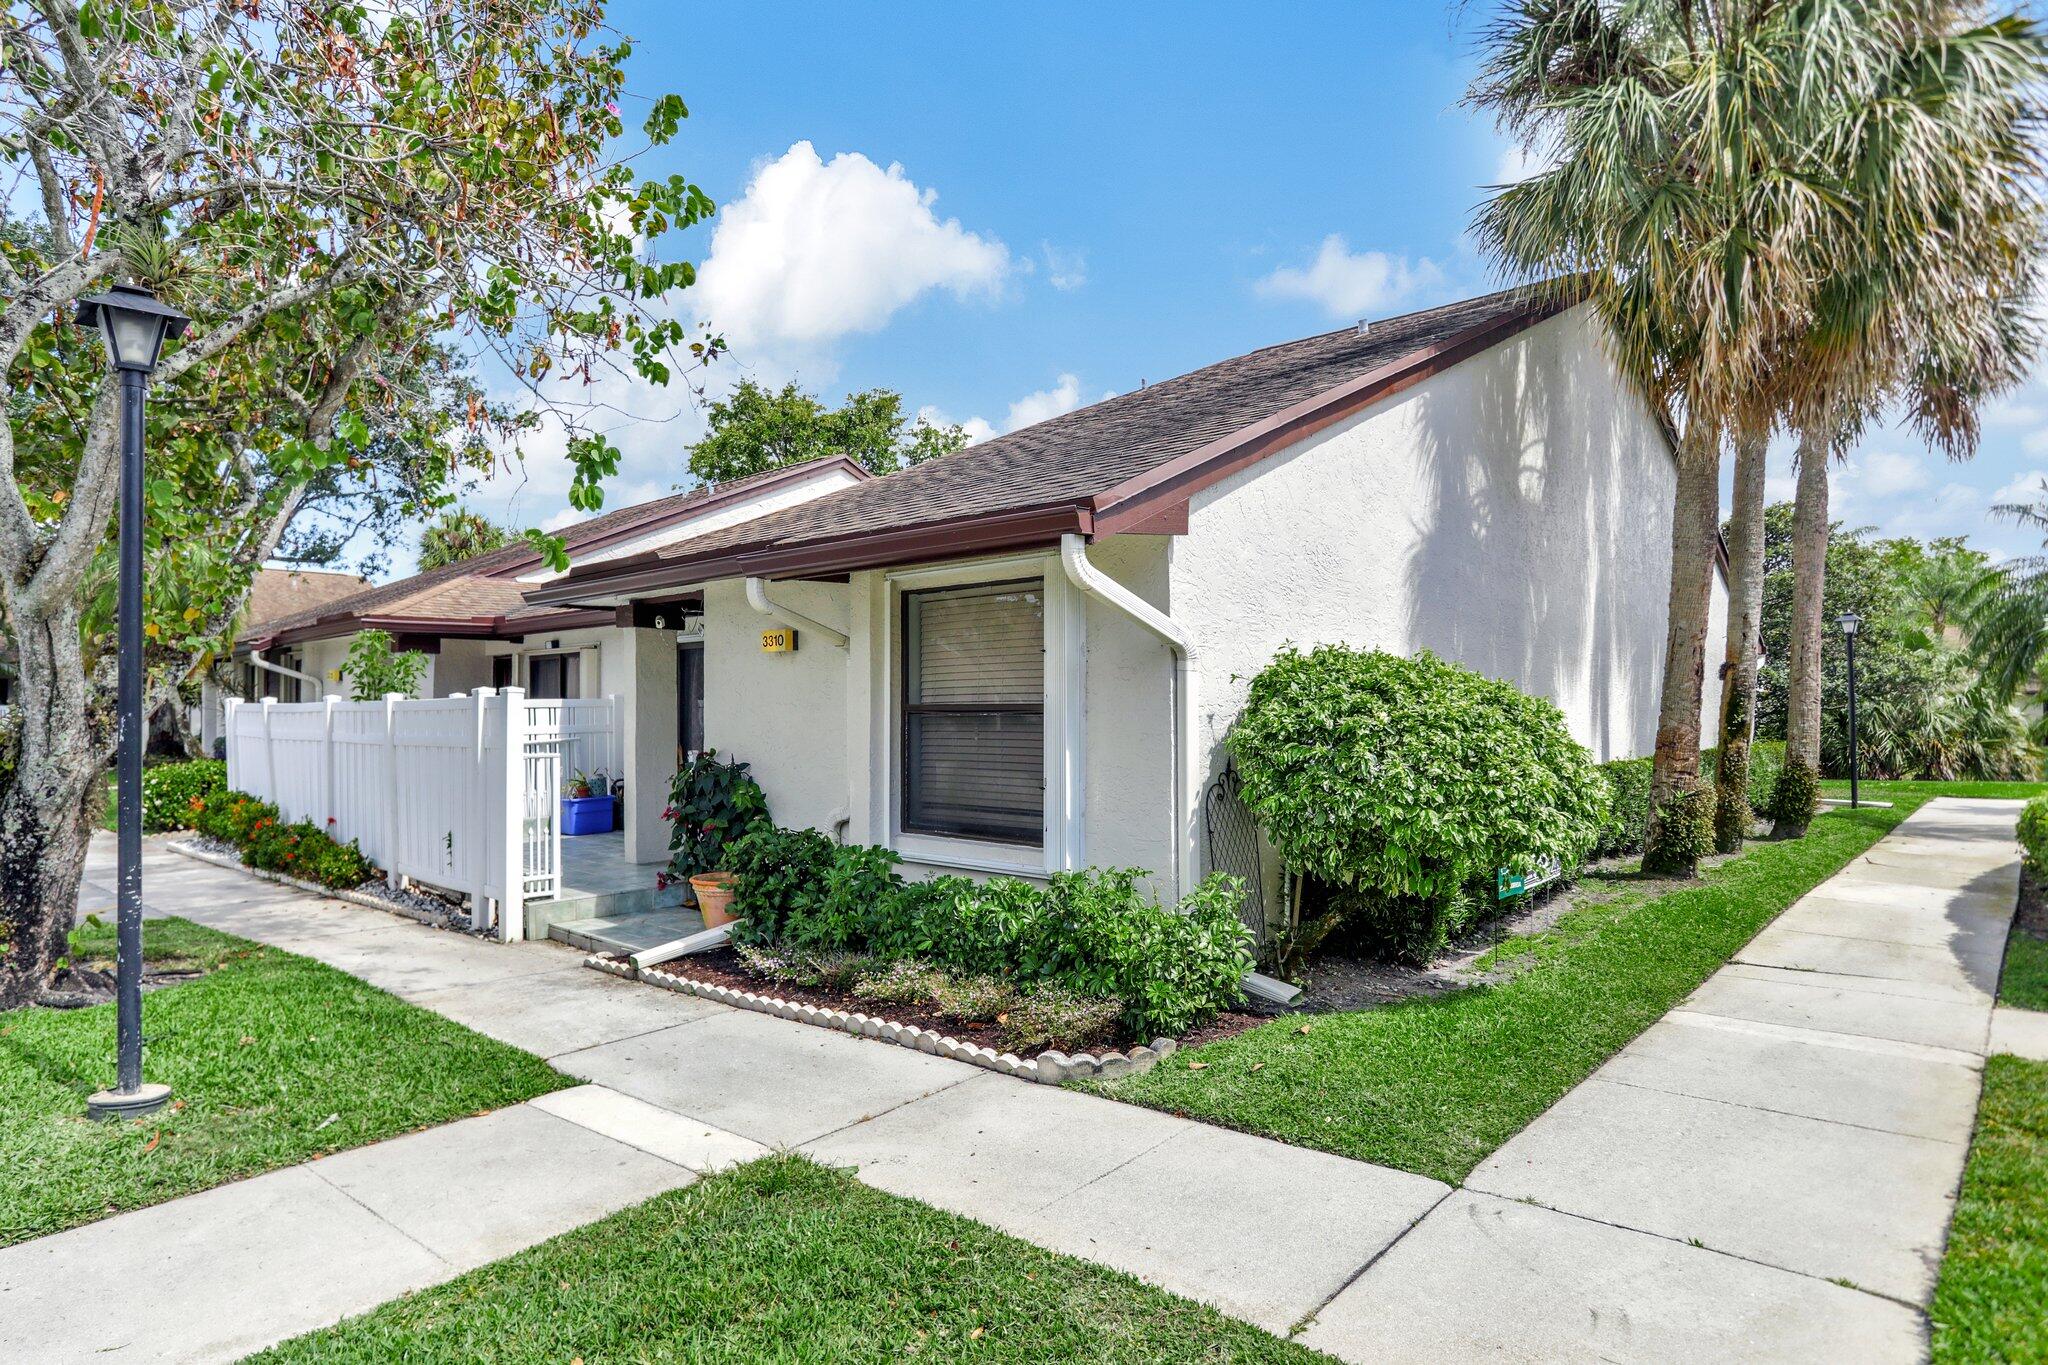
[1204,764,1268,951]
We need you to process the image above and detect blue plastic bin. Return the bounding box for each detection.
[560,794,616,835]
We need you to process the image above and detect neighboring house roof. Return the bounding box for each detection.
[527,285,1575,603]
[244,568,372,629]
[240,456,870,649]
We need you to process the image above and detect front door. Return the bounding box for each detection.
[678,642,705,760]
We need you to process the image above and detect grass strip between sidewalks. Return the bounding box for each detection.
[1,915,570,1246]
[1100,783,2040,1183]
[252,1154,1328,1364]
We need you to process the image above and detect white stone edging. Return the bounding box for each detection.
[585,953,1177,1084]
[165,839,448,928]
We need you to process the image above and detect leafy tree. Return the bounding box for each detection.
[418,509,516,571]
[688,381,968,485]
[0,1,719,1007]
[343,630,428,702]
[1756,504,2034,781]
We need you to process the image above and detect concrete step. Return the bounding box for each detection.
[548,906,707,956]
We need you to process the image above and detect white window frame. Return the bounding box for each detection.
[877,552,1084,878]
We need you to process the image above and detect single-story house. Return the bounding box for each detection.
[216,285,1727,941]
[523,285,1728,911]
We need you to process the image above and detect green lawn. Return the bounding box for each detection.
[1100,783,2042,1184]
[1931,1055,2048,1363]
[253,1154,1322,1364]
[1,916,570,1246]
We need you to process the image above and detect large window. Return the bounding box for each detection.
[901,580,1045,844]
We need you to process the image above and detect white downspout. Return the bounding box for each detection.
[744,577,848,649]
[1059,533,1198,898]
[250,650,327,697]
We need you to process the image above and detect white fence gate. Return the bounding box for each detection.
[223,687,586,942]
[525,696,621,791]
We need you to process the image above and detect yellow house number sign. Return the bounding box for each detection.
[760,628,798,653]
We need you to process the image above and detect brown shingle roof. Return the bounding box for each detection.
[244,569,372,629]
[529,285,1566,598]
[241,456,868,646]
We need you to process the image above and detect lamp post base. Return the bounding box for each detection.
[86,1083,172,1122]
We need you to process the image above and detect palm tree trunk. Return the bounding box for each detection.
[1712,431,1768,852]
[1773,428,1830,837]
[1643,420,1723,876]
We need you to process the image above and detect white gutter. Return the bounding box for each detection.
[744,577,848,649]
[249,650,327,696]
[1059,533,1198,897]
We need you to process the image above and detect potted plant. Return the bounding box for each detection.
[561,769,614,836]
[661,750,768,928]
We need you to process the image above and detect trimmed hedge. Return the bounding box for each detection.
[726,826,1252,1038]
[1596,741,1788,861]
[192,789,376,889]
[2019,795,2048,876]
[140,759,226,831]
[1227,646,1609,962]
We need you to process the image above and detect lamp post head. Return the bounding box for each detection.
[1836,611,1863,638]
[76,283,191,374]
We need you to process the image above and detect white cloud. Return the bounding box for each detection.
[1254,234,1443,320]
[1990,471,2048,508]
[1041,243,1088,291]
[1004,374,1087,431]
[1852,450,1929,498]
[924,372,1115,445]
[694,141,1010,351]
[1494,142,1547,185]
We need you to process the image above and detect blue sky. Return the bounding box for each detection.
[407,0,2048,579]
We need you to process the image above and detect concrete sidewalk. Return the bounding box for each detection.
[13,801,2025,1363]
[1300,796,2023,1363]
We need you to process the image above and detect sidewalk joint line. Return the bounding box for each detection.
[1025,1123,1193,1217]
[1588,1075,1968,1148]
[1289,1186,1458,1338]
[303,1162,455,1270]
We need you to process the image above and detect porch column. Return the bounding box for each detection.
[621,626,678,864]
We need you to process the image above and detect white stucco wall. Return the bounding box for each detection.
[1175,304,1708,772]
[702,577,855,839]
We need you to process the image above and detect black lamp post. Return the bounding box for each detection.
[1838,611,1864,811]
[77,283,190,1122]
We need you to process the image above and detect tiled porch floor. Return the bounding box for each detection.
[530,830,699,952]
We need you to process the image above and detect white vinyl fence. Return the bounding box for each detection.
[223,687,592,941]
[526,696,621,791]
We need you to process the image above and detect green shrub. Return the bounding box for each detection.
[242,816,375,888]
[194,789,279,844]
[140,760,227,832]
[1593,757,1653,858]
[343,628,428,701]
[664,750,771,883]
[1748,740,1786,812]
[726,824,1251,1038]
[1643,782,1715,875]
[1767,755,1820,831]
[851,959,949,1006]
[2018,796,2048,876]
[1227,646,1609,958]
[725,824,836,945]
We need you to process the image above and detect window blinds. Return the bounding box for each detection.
[903,581,1045,843]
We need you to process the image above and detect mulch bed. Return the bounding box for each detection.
[643,946,1267,1055]
[2017,869,2047,942]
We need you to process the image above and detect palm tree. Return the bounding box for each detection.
[1766,6,2045,833]
[1470,0,1894,874]
[1472,0,2046,870]
[1965,483,2048,704]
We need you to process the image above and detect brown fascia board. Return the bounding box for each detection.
[523,503,1096,606]
[242,607,613,651]
[1087,300,1566,530]
[494,454,876,573]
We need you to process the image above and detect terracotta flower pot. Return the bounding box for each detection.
[690,871,739,927]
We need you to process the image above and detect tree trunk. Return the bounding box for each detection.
[1774,429,1831,837]
[0,599,103,1009]
[1713,431,1768,852]
[1643,420,1723,876]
